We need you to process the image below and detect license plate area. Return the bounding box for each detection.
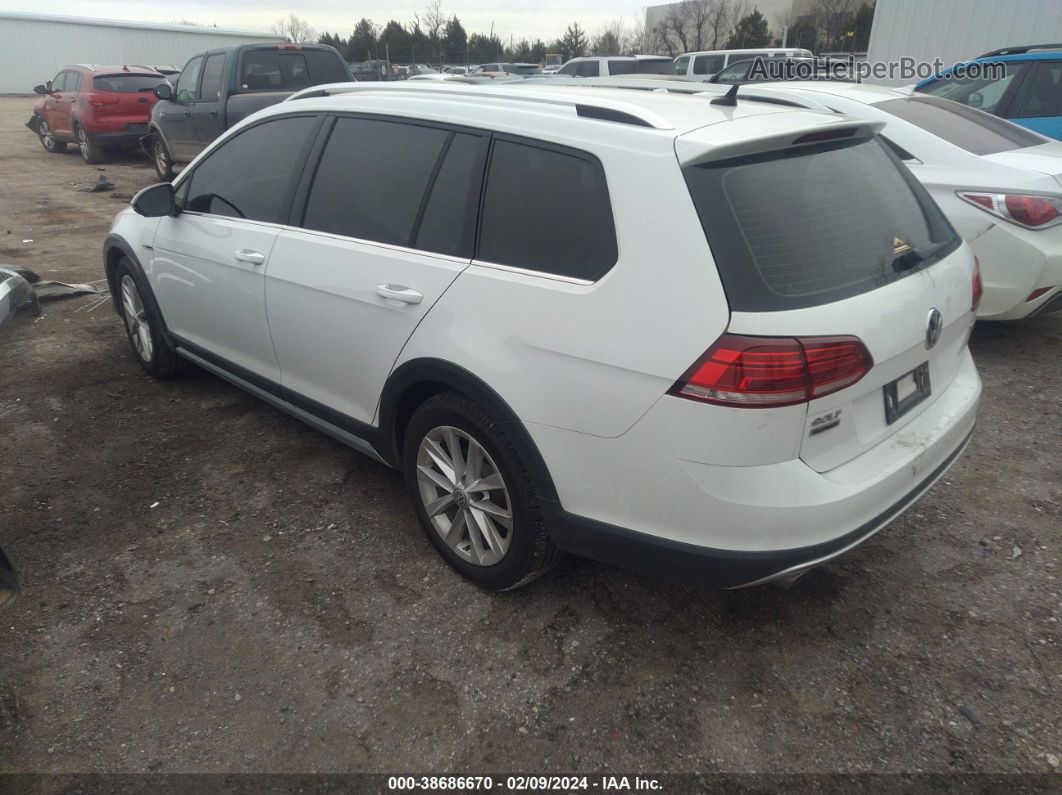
[884,362,931,424]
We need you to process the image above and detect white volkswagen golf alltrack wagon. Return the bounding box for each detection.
[103,81,982,590]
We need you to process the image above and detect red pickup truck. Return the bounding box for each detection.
[27,65,167,164]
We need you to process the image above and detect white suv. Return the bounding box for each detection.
[104,82,982,590]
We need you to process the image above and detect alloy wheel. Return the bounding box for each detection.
[39,120,55,151]
[78,128,89,159]
[120,274,154,363]
[416,426,513,566]
[154,139,169,176]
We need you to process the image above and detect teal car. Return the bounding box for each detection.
[915,46,1062,139]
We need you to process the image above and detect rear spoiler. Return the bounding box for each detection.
[676,114,884,167]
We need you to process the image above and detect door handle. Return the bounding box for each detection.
[376,284,423,304]
[234,249,266,265]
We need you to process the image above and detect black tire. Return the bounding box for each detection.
[114,258,188,378]
[76,125,105,164]
[402,392,560,591]
[151,135,175,182]
[36,117,67,153]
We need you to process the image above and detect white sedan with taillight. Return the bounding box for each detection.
[724,83,1062,320]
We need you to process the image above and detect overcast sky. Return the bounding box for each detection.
[0,0,651,44]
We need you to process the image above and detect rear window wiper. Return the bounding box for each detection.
[891,240,951,274]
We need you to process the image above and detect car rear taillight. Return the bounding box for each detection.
[1026,286,1053,302]
[278,44,304,50]
[670,334,873,409]
[972,256,983,312]
[958,191,1062,228]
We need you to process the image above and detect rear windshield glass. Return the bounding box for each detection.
[506,64,542,74]
[877,95,1043,154]
[238,48,349,92]
[684,137,959,312]
[92,74,165,93]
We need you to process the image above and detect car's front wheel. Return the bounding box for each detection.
[115,258,187,378]
[36,117,67,153]
[77,126,104,164]
[152,136,175,182]
[403,392,559,590]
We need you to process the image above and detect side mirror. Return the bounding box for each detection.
[34,84,49,95]
[0,546,18,613]
[968,91,984,108]
[154,83,173,101]
[132,182,178,217]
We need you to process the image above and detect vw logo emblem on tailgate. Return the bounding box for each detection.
[925,308,943,350]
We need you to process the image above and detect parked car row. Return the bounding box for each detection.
[103,78,988,591]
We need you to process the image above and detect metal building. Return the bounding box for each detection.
[0,12,283,94]
[867,0,1062,83]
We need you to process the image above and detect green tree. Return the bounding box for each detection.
[318,32,349,59]
[409,20,430,63]
[379,19,412,63]
[591,30,621,56]
[726,10,772,49]
[443,16,468,64]
[350,18,379,62]
[468,32,502,62]
[560,22,588,59]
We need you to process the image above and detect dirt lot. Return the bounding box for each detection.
[0,94,1059,778]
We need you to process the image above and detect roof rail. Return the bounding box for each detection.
[978,43,1062,57]
[283,80,675,129]
[516,76,837,113]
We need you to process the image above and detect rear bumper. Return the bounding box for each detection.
[545,425,975,588]
[533,349,981,587]
[84,125,150,148]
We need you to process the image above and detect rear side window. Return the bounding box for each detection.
[478,139,617,281]
[683,138,959,311]
[608,60,637,75]
[1017,62,1062,117]
[198,54,226,100]
[576,61,600,77]
[238,48,348,92]
[302,118,466,251]
[92,74,165,93]
[414,133,487,257]
[694,55,725,75]
[184,115,318,223]
[877,95,1043,154]
[636,59,674,75]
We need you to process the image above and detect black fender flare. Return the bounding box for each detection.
[144,122,175,160]
[377,358,560,503]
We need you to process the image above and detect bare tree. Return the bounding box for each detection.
[415,0,447,66]
[626,13,650,55]
[809,0,855,51]
[592,18,627,55]
[664,1,695,54]
[272,13,316,43]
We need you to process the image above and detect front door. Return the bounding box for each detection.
[160,55,203,161]
[150,114,321,382]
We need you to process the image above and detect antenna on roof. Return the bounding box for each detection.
[710,83,740,107]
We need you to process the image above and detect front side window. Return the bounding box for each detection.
[558,61,577,76]
[878,95,1044,154]
[183,115,318,223]
[301,118,460,250]
[478,139,617,281]
[918,60,1027,114]
[51,72,67,92]
[176,56,203,103]
[66,72,82,92]
[674,55,690,76]
[683,137,959,311]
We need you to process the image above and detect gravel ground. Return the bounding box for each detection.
[0,95,1059,777]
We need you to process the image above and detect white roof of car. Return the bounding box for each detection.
[752,81,914,105]
[282,80,851,135]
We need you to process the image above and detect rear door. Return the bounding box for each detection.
[265,116,488,424]
[152,114,321,381]
[682,133,974,472]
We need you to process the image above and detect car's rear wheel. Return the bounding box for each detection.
[115,258,187,378]
[403,392,559,590]
[37,118,67,153]
[77,126,104,164]
[152,136,175,182]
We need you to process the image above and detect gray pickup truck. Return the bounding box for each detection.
[147,42,350,180]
